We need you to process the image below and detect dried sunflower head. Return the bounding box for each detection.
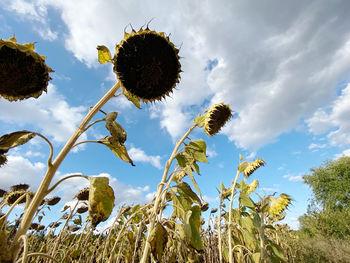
[0,154,7,167]
[0,36,53,101]
[10,183,29,192]
[46,196,61,206]
[204,103,232,136]
[6,190,26,205]
[113,27,181,102]
[77,206,88,214]
[76,187,89,201]
[0,189,7,198]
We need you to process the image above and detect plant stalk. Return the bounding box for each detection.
[140,124,197,263]
[228,169,241,263]
[11,81,121,262]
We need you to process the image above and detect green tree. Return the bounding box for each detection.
[300,156,350,238]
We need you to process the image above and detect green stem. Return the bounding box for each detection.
[228,169,241,263]
[11,81,121,262]
[140,124,197,263]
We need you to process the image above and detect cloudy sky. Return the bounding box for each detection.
[1,0,350,229]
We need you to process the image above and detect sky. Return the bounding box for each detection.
[1,0,350,230]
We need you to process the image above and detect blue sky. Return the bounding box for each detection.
[1,0,350,230]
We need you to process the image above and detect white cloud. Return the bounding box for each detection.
[307,83,350,147]
[283,173,303,182]
[334,148,350,159]
[2,0,350,150]
[128,147,162,169]
[308,143,327,150]
[0,85,87,144]
[0,155,45,191]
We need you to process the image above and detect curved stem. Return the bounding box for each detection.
[228,169,241,263]
[46,174,89,195]
[1,194,27,223]
[35,133,54,167]
[80,118,105,134]
[71,140,100,149]
[140,124,197,263]
[12,81,121,261]
[18,235,28,263]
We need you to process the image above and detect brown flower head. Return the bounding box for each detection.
[0,189,7,198]
[0,36,53,101]
[10,183,29,192]
[0,154,7,167]
[204,103,232,136]
[113,27,181,102]
[77,206,88,214]
[46,196,61,206]
[76,187,89,201]
[6,190,26,205]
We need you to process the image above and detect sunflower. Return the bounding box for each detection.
[46,196,61,206]
[0,36,53,101]
[113,28,181,102]
[268,193,292,217]
[243,158,265,177]
[204,103,232,136]
[76,187,89,201]
[0,154,7,167]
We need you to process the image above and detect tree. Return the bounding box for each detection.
[300,156,350,238]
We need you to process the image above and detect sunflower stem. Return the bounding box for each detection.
[140,124,197,263]
[11,81,121,262]
[228,169,241,263]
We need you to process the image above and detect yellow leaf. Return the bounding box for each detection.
[22,43,35,51]
[88,177,115,226]
[96,45,112,64]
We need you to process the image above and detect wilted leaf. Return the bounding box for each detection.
[176,182,201,204]
[194,114,206,127]
[149,223,168,261]
[97,45,112,64]
[88,177,115,226]
[238,161,249,173]
[251,252,260,263]
[0,131,36,152]
[184,166,202,198]
[123,90,141,109]
[184,205,203,251]
[98,136,134,166]
[104,113,127,144]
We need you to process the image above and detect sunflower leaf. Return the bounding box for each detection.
[0,131,36,152]
[97,45,112,64]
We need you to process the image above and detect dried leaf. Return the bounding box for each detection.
[0,131,36,152]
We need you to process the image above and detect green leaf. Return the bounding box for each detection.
[239,193,256,208]
[189,139,206,153]
[191,162,200,174]
[177,182,201,204]
[240,215,254,232]
[88,177,115,226]
[241,228,257,250]
[268,242,286,261]
[0,131,36,152]
[253,213,261,228]
[185,140,208,163]
[184,205,203,251]
[193,114,206,127]
[171,190,192,220]
[185,166,202,198]
[149,223,168,261]
[97,45,112,64]
[238,161,249,173]
[175,153,188,168]
[123,90,141,109]
[98,136,134,166]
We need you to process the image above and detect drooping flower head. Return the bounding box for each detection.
[204,103,232,136]
[113,27,181,102]
[244,158,265,177]
[268,193,292,217]
[10,183,30,192]
[76,187,89,201]
[0,36,53,101]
